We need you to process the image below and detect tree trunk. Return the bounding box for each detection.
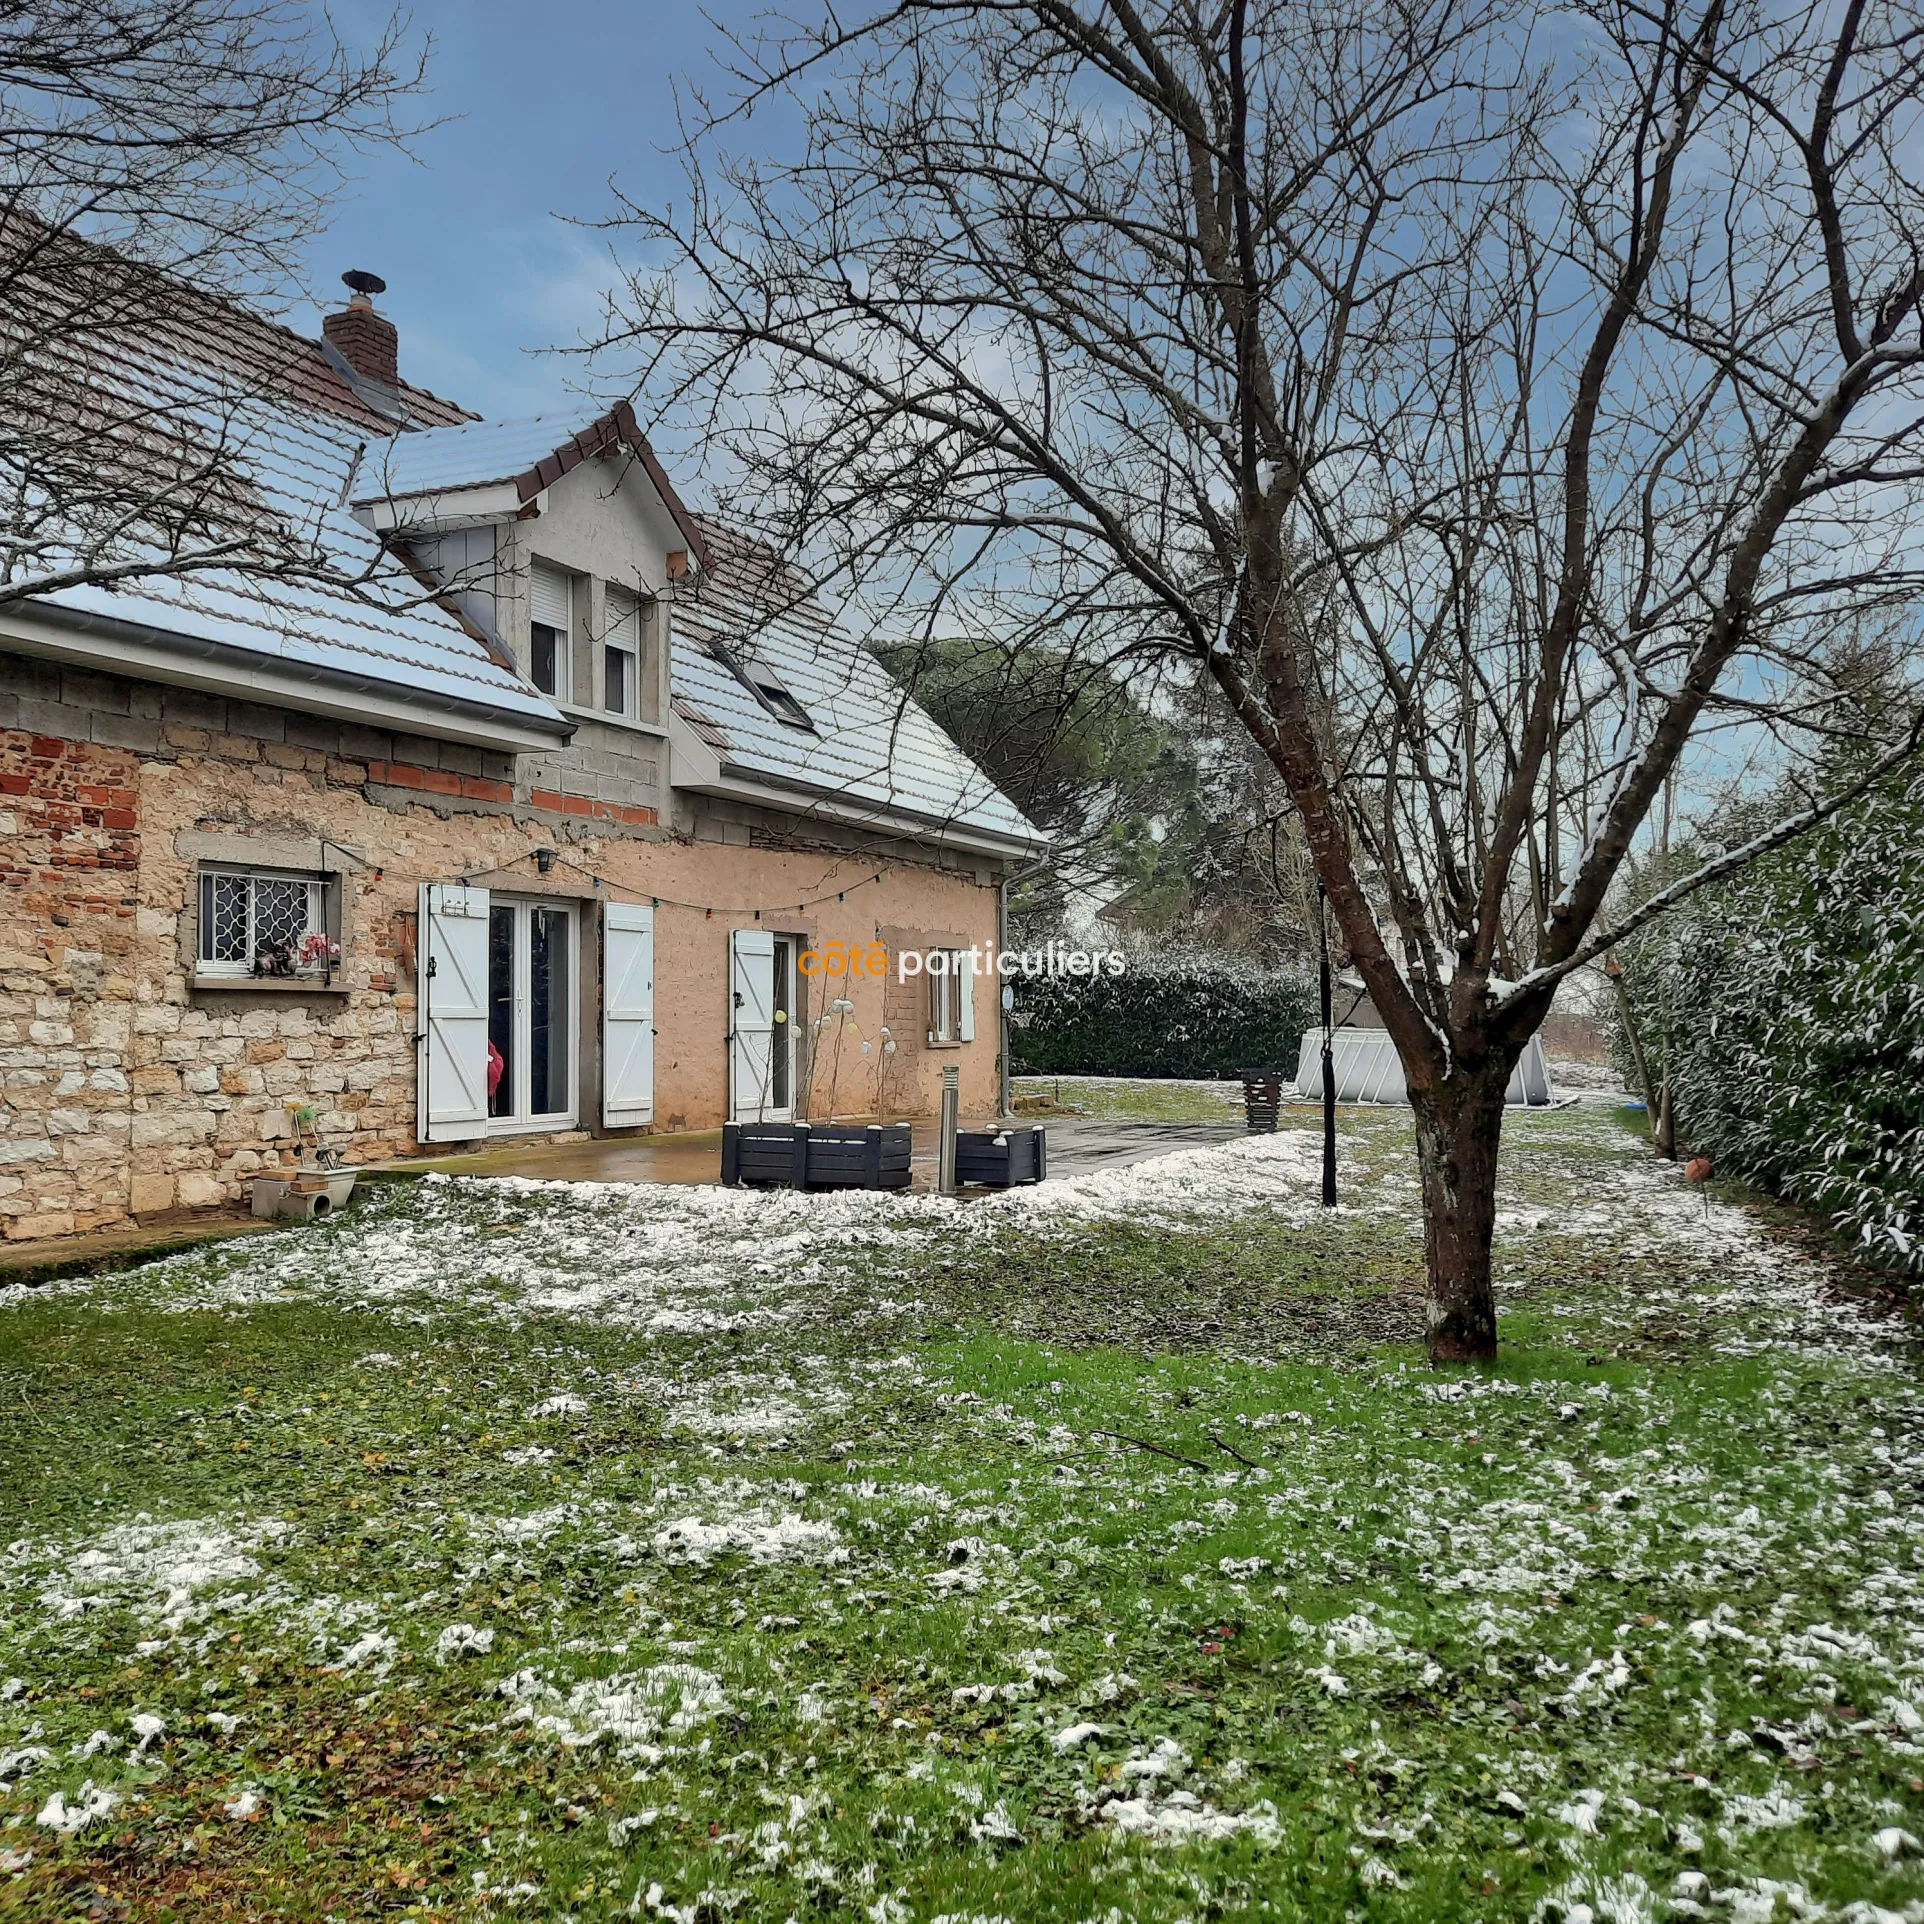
[1411,1073,1509,1363]
[1611,970,1659,1121]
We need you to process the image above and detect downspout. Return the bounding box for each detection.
[997,851,1049,1119]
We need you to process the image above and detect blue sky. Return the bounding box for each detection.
[300,0,757,422]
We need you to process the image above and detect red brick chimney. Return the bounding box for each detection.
[323,270,397,389]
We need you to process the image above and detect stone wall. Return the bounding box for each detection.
[0,658,1004,1241]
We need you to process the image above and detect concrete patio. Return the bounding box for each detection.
[371,1112,1245,1190]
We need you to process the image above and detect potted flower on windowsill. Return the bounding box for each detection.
[296,932,341,982]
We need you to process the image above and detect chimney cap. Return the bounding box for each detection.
[341,268,387,299]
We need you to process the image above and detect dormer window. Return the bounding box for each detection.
[529,560,572,700]
[709,641,816,733]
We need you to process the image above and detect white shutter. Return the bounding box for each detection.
[606,589,641,651]
[958,951,976,1042]
[730,928,777,1121]
[530,561,571,631]
[602,902,655,1127]
[604,590,641,717]
[419,882,490,1141]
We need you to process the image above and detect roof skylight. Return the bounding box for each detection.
[708,641,817,733]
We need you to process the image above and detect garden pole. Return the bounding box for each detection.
[938,1064,960,1195]
[1319,881,1336,1207]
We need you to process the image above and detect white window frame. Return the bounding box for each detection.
[603,586,640,719]
[657,599,671,716]
[928,950,965,1044]
[196,866,331,981]
[529,560,572,703]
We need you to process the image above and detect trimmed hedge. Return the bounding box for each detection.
[1617,759,1924,1274]
[1010,960,1315,1079]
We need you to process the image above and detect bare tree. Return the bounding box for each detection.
[0,0,431,606]
[598,0,1924,1359]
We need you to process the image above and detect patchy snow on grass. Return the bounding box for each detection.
[11,1126,1343,1335]
[498,1664,729,1752]
[434,1622,496,1664]
[35,1781,119,1834]
[979,1129,1327,1229]
[5,1097,1923,1919]
[646,1509,845,1569]
[662,1364,851,1443]
[1101,1790,1283,1846]
[24,1515,289,1633]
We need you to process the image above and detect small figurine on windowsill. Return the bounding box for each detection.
[252,938,297,977]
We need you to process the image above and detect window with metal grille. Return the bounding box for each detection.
[197,869,332,979]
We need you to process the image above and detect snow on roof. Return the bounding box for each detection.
[354,414,600,498]
[351,403,710,566]
[672,521,1042,851]
[8,262,567,741]
[2,242,1042,825]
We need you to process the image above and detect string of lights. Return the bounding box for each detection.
[451,846,893,919]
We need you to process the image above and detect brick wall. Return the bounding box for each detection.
[0,731,142,1236]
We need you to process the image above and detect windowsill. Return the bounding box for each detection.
[558,703,668,741]
[925,1038,965,1050]
[485,1114,580,1137]
[192,973,350,997]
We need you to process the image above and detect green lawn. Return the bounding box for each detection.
[2,1102,1921,1922]
[1012,1073,1247,1123]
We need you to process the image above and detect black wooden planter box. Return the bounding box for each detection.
[1239,1066,1287,1134]
[954,1124,1047,1188]
[722,1120,913,1190]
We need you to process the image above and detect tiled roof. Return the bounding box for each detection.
[356,413,607,495]
[1,238,1046,838]
[672,521,1042,851]
[77,254,477,436]
[5,257,567,740]
[352,402,710,566]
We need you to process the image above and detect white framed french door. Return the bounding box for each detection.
[730,929,798,1121]
[486,895,578,1132]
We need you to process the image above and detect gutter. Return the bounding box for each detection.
[709,759,1046,861]
[1,597,575,753]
